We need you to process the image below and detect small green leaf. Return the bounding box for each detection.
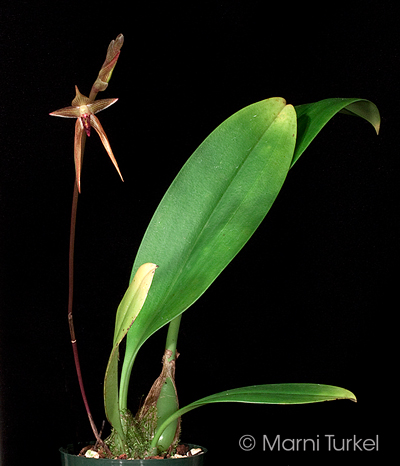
[113,263,159,346]
[151,383,356,450]
[156,376,179,451]
[103,345,124,447]
[104,263,158,451]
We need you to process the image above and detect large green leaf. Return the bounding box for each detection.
[293,98,380,166]
[119,96,380,411]
[119,98,297,408]
[151,383,356,449]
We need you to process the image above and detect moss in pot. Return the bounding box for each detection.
[49,34,380,461]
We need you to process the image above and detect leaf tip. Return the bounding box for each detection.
[342,388,357,403]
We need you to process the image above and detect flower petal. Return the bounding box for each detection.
[49,105,80,118]
[74,119,84,192]
[89,98,118,115]
[91,115,124,183]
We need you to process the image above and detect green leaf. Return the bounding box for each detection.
[151,383,356,449]
[103,263,158,450]
[156,376,179,451]
[103,345,124,448]
[119,98,297,409]
[112,263,159,346]
[293,98,380,166]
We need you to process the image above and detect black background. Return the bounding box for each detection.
[0,1,397,465]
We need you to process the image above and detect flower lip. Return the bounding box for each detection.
[81,113,91,137]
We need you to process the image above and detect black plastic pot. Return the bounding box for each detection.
[60,444,207,465]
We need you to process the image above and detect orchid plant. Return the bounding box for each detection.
[50,35,380,459]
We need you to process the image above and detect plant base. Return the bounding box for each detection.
[60,443,207,465]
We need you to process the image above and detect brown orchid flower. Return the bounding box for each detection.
[50,85,123,192]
